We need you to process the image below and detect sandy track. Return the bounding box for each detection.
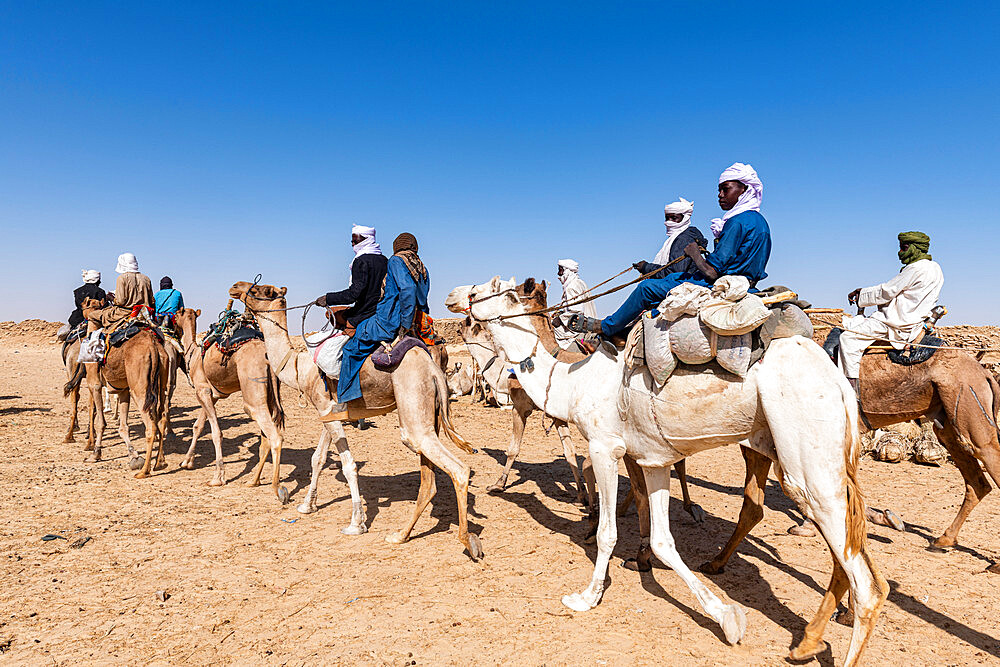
[1,339,999,665]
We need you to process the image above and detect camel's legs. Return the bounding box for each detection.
[673,459,705,522]
[85,383,104,461]
[789,557,851,661]
[246,400,286,503]
[701,447,772,574]
[134,405,160,479]
[248,432,270,487]
[622,454,652,572]
[562,440,621,611]
[330,424,365,534]
[932,422,990,548]
[64,381,79,443]
[488,388,532,493]
[116,391,141,465]
[643,466,747,643]
[298,429,331,514]
[387,454,436,543]
[555,423,589,505]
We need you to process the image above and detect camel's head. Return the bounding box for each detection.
[173,307,201,341]
[446,276,526,323]
[80,297,104,320]
[230,281,287,312]
[515,277,548,310]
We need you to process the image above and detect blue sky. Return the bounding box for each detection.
[2,2,998,328]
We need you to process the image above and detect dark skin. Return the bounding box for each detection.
[848,240,911,308]
[315,233,367,307]
[631,212,689,272]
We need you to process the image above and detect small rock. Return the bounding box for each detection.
[156,590,170,602]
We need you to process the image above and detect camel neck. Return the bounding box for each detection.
[253,306,302,389]
[487,316,572,423]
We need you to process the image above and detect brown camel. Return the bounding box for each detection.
[173,308,286,492]
[229,280,483,559]
[701,344,1000,575]
[61,336,87,443]
[79,298,170,478]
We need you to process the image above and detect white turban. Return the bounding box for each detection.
[81,269,101,284]
[557,259,579,273]
[711,162,763,239]
[654,197,694,265]
[349,224,382,283]
[115,252,139,274]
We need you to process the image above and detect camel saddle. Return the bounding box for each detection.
[822,327,944,366]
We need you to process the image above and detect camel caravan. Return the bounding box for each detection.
[55,164,1000,666]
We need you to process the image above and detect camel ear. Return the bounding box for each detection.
[195,309,201,317]
[540,280,547,292]
[523,277,536,293]
[278,287,288,297]
[508,276,516,286]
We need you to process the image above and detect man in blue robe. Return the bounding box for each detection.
[335,232,430,406]
[570,163,771,338]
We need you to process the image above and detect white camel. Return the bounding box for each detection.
[447,277,887,666]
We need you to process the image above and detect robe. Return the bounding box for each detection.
[553,271,597,349]
[90,272,154,330]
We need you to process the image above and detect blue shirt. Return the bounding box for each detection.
[705,210,771,284]
[154,288,184,316]
[359,255,430,340]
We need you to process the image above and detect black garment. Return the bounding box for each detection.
[68,283,107,327]
[325,254,389,327]
[635,226,709,279]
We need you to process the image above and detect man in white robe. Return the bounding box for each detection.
[553,259,597,349]
[838,231,944,387]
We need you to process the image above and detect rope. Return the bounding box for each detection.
[811,316,1000,353]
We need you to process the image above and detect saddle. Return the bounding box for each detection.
[371,335,430,371]
[203,309,264,359]
[822,328,944,366]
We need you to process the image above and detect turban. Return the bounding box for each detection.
[115,252,139,274]
[81,269,101,284]
[557,259,579,273]
[393,232,419,254]
[710,162,763,238]
[392,232,427,281]
[349,224,382,274]
[654,197,694,265]
[352,224,376,238]
[160,276,173,290]
[898,231,932,265]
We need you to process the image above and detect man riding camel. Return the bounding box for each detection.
[839,231,944,391]
[62,269,107,339]
[88,253,154,332]
[570,163,771,338]
[632,197,708,279]
[552,259,597,350]
[334,232,430,409]
[154,276,185,325]
[313,224,388,330]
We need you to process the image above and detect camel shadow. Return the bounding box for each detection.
[885,579,1000,658]
[479,447,591,504]
[0,405,52,415]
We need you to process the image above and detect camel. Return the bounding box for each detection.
[61,335,87,443]
[448,277,886,666]
[79,299,170,478]
[229,281,483,559]
[173,308,286,492]
[702,342,1000,576]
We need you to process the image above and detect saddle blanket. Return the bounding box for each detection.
[307,330,350,379]
[372,335,429,371]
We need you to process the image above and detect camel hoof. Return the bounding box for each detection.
[63,436,75,444]
[207,478,225,487]
[788,523,818,537]
[882,509,905,532]
[561,593,595,612]
[277,486,290,505]
[153,461,167,471]
[788,640,829,662]
[485,483,505,494]
[467,533,483,561]
[699,560,725,575]
[245,480,261,488]
[341,524,367,536]
[986,562,1000,574]
[385,531,408,545]
[296,503,317,515]
[128,456,144,471]
[84,443,94,452]
[180,459,195,470]
[621,558,652,572]
[721,604,747,645]
[84,454,101,463]
[686,503,707,524]
[834,609,854,626]
[134,471,149,479]
[927,543,953,553]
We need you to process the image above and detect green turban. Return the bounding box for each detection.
[898,231,931,265]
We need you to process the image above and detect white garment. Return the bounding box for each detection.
[82,269,101,284]
[115,253,138,274]
[653,197,694,265]
[554,267,596,348]
[78,329,106,363]
[837,258,944,379]
[710,162,763,238]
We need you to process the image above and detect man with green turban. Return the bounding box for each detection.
[838,231,944,387]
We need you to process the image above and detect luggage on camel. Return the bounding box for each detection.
[202,307,264,360]
[308,330,351,379]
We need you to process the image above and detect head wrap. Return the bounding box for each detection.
[81,269,101,284]
[898,231,932,265]
[392,233,427,282]
[654,197,695,265]
[557,259,579,285]
[349,224,382,280]
[160,276,173,290]
[115,252,139,274]
[710,163,763,239]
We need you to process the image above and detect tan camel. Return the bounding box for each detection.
[79,299,169,478]
[61,337,86,443]
[173,308,286,492]
[702,344,1000,575]
[229,281,483,559]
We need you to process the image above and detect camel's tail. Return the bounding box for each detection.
[841,381,867,559]
[64,363,86,397]
[266,363,286,430]
[431,359,476,454]
[142,347,162,417]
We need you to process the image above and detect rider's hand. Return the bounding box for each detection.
[847,288,861,305]
[632,261,645,273]
[314,295,327,307]
[683,241,702,258]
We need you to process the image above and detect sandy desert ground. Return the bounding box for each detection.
[1,321,1000,666]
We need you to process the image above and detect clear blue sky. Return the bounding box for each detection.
[2,2,998,328]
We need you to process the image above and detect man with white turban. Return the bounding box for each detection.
[314,224,388,330]
[570,163,771,338]
[632,197,707,279]
[552,259,597,349]
[89,252,155,330]
[837,231,944,390]
[62,269,107,339]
